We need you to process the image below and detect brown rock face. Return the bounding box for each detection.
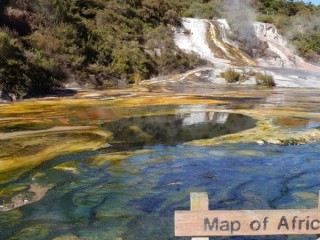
[3,7,36,35]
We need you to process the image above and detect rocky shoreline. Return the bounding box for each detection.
[0,184,53,212]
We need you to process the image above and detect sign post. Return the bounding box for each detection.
[190,192,209,240]
[175,192,320,239]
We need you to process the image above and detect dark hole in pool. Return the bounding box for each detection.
[277,117,320,129]
[103,112,256,148]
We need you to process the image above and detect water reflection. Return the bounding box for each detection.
[182,111,229,125]
[277,117,320,129]
[103,112,256,147]
[1,143,320,240]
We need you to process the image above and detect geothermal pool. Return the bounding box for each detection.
[0,85,320,240]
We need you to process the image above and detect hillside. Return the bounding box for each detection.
[0,0,320,99]
[174,17,320,88]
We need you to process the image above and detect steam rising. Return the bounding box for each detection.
[287,11,320,37]
[284,10,320,60]
[218,0,258,48]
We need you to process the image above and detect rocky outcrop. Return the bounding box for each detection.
[174,18,320,72]
[0,90,17,102]
[3,7,40,35]
[173,17,320,88]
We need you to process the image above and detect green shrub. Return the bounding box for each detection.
[1,0,217,95]
[0,31,28,97]
[220,68,240,83]
[257,4,320,61]
[292,32,320,60]
[0,30,60,97]
[255,72,276,87]
[182,1,216,19]
[257,14,290,29]
[1,0,319,97]
[144,24,204,75]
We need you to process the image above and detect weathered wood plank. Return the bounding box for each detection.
[190,192,209,240]
[175,209,320,237]
[317,191,320,239]
[191,192,209,211]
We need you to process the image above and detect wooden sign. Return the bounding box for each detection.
[175,192,320,239]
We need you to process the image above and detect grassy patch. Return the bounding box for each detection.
[255,72,276,87]
[220,68,241,83]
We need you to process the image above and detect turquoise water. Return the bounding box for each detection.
[1,88,320,240]
[104,111,256,148]
[1,141,320,239]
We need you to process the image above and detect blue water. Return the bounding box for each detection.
[1,142,320,239]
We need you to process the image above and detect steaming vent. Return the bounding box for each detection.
[174,18,320,73]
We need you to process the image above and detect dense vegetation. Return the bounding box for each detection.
[0,0,212,98]
[0,0,319,98]
[220,68,276,87]
[255,72,275,86]
[257,0,320,61]
[220,68,241,83]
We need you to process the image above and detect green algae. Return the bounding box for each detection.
[13,224,52,239]
[208,21,256,66]
[0,184,54,212]
[293,192,317,200]
[0,185,28,198]
[53,235,80,240]
[0,83,320,224]
[87,149,155,167]
[233,150,265,157]
[53,161,80,174]
[188,108,320,147]
[0,130,112,184]
[190,122,320,146]
[1,87,319,187]
[123,125,153,144]
[0,119,56,133]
